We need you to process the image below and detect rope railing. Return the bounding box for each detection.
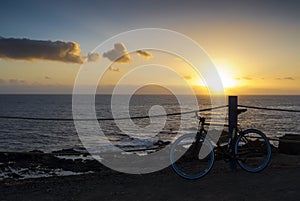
[0,105,228,121]
[238,105,300,113]
[0,104,299,121]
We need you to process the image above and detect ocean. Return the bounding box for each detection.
[0,95,299,153]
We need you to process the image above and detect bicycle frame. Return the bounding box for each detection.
[195,112,244,163]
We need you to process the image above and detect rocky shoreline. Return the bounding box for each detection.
[0,149,109,180]
[0,151,299,201]
[0,140,287,181]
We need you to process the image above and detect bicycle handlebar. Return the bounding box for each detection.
[195,112,206,123]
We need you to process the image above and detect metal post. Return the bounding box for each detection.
[228,96,238,170]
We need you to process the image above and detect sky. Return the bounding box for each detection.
[0,0,299,95]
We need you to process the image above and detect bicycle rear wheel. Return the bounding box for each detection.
[235,129,271,172]
[170,133,214,179]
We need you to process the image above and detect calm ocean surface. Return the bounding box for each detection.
[0,95,299,153]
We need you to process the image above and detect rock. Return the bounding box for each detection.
[279,134,300,155]
[29,150,44,153]
[10,172,22,179]
[52,148,84,155]
[154,140,170,147]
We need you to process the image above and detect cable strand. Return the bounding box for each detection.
[238,105,300,113]
[0,104,299,121]
[0,105,228,121]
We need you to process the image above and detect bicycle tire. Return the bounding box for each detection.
[235,129,271,172]
[170,133,215,179]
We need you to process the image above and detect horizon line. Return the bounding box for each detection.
[0,93,299,96]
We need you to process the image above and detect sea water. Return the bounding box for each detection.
[0,95,299,153]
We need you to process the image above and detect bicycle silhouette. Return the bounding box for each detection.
[170,109,271,179]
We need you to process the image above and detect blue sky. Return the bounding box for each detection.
[0,0,299,94]
[1,0,299,50]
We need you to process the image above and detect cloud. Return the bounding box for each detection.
[136,50,152,59]
[183,75,192,80]
[235,76,253,80]
[276,77,295,80]
[283,77,295,80]
[103,43,154,64]
[0,78,27,85]
[87,52,100,62]
[243,77,252,80]
[0,37,86,63]
[103,43,131,63]
[9,79,26,84]
[108,66,120,72]
[0,78,73,94]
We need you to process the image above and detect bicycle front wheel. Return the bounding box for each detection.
[170,134,214,179]
[235,129,271,172]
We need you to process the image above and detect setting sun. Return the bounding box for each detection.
[214,60,238,89]
[192,60,238,91]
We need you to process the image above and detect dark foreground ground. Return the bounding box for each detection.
[1,152,300,201]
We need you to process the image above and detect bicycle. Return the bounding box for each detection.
[170,109,272,179]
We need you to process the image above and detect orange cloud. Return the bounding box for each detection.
[136,50,152,59]
[108,66,120,72]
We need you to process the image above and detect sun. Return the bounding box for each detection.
[193,60,237,89]
[213,60,237,88]
[189,59,239,94]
